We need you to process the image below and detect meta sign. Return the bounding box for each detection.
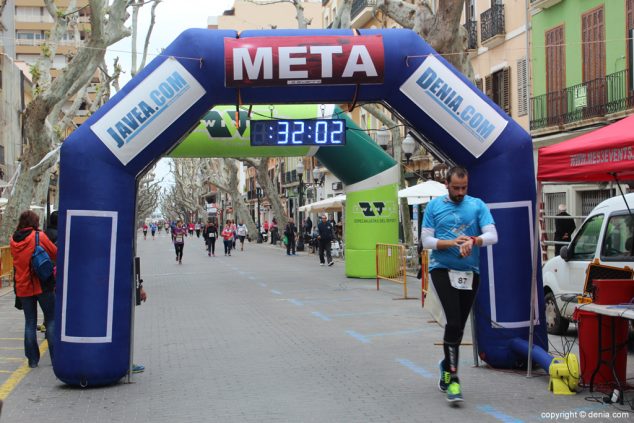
[225,35,384,87]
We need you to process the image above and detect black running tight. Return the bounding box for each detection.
[431,268,480,374]
[174,243,184,261]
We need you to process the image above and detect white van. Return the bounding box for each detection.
[542,193,634,334]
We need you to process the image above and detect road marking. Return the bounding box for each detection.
[311,311,331,321]
[396,358,433,379]
[0,347,22,350]
[0,338,23,341]
[332,311,386,318]
[346,328,425,344]
[301,298,353,305]
[270,290,282,295]
[288,299,304,306]
[258,282,267,288]
[346,330,370,344]
[0,340,48,400]
[476,405,522,423]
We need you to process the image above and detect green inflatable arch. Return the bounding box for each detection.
[169,104,398,278]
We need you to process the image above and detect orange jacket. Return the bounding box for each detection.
[10,228,57,297]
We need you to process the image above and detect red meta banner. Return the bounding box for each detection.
[225,35,384,87]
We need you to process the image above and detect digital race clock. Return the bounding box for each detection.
[250,119,346,147]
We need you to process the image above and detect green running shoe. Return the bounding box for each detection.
[438,359,451,393]
[446,379,463,403]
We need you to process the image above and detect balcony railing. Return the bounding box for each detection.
[530,69,634,130]
[351,0,377,21]
[464,20,477,50]
[480,4,505,44]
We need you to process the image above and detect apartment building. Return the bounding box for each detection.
[465,0,530,131]
[0,0,92,206]
[529,0,633,239]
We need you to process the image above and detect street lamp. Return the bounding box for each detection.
[296,161,306,251]
[312,166,324,201]
[376,126,390,150]
[402,133,416,163]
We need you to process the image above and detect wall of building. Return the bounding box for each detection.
[217,0,323,31]
[531,0,627,97]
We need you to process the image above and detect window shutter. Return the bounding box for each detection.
[517,58,528,116]
[502,67,510,114]
[485,74,493,100]
[475,78,483,92]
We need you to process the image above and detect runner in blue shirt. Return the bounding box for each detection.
[421,166,498,404]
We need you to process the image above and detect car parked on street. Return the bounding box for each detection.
[542,193,634,334]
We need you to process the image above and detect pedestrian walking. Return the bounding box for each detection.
[317,214,335,266]
[10,210,57,369]
[230,220,238,250]
[420,166,498,403]
[204,219,218,256]
[173,220,187,264]
[221,220,234,256]
[150,222,157,240]
[236,221,248,251]
[284,218,297,255]
[187,222,195,237]
[195,221,201,238]
[142,223,148,240]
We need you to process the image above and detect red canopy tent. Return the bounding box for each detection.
[537,114,634,182]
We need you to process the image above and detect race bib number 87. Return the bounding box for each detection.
[448,270,474,290]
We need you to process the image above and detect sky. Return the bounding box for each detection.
[107,0,234,84]
[105,0,236,185]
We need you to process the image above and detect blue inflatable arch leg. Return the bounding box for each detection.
[56,28,547,385]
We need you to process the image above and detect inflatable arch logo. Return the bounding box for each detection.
[56,29,547,386]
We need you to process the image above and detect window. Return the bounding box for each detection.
[485,67,510,114]
[545,192,566,242]
[465,0,475,21]
[516,57,528,116]
[474,78,483,92]
[581,190,612,215]
[16,31,45,45]
[15,6,42,22]
[582,6,606,108]
[625,0,634,90]
[545,25,565,120]
[570,214,604,260]
[601,214,634,259]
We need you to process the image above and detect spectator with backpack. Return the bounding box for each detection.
[10,210,57,368]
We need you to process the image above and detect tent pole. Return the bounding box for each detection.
[527,182,542,377]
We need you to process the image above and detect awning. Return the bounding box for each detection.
[538,114,634,182]
[298,194,346,213]
[398,180,447,205]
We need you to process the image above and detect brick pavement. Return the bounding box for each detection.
[0,231,631,422]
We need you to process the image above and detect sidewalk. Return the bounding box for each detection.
[0,233,631,422]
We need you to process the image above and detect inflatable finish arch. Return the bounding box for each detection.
[56,29,547,386]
